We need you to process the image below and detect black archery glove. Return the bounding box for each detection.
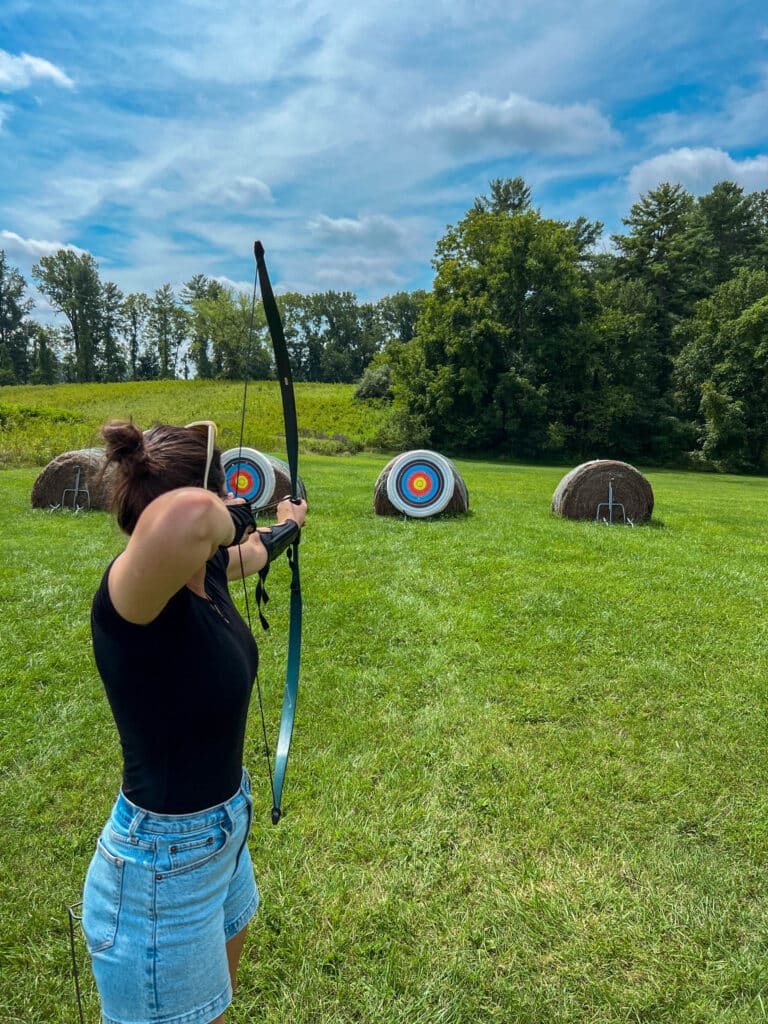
[227,502,256,546]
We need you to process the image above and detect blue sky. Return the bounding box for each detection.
[1,0,767,312]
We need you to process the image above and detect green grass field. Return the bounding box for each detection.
[2,383,768,1022]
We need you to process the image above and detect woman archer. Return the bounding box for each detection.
[81,418,307,1024]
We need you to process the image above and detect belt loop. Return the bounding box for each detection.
[128,808,146,838]
[223,802,236,836]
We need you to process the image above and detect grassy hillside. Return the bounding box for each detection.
[2,452,768,1022]
[0,379,392,466]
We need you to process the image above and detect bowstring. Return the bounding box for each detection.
[236,266,276,809]
[68,903,86,1024]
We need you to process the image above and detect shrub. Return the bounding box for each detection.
[297,428,362,456]
[368,409,431,452]
[354,364,393,401]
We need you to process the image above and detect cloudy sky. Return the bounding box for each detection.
[1,0,766,308]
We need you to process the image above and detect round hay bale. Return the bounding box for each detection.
[266,454,307,507]
[374,449,469,518]
[551,459,653,524]
[31,448,112,510]
[220,446,307,514]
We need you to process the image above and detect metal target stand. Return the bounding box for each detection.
[49,467,92,512]
[596,476,634,526]
[60,467,91,512]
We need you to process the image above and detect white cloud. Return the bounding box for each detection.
[0,230,90,259]
[0,49,74,91]
[417,91,619,155]
[307,213,408,249]
[627,147,768,197]
[312,254,405,291]
[212,275,253,295]
[646,69,768,152]
[209,177,274,206]
[1,1,765,302]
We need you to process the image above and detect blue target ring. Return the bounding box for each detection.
[221,447,276,509]
[400,462,442,504]
[225,460,264,503]
[385,450,455,518]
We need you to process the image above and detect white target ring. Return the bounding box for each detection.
[221,447,276,510]
[385,449,455,518]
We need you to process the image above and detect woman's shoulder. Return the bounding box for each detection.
[105,489,234,625]
[93,546,229,631]
[92,555,188,631]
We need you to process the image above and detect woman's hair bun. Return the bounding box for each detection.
[102,420,150,473]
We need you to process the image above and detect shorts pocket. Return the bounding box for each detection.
[82,839,125,953]
[164,825,229,876]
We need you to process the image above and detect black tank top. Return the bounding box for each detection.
[91,547,259,813]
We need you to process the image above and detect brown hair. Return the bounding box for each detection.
[102,421,225,534]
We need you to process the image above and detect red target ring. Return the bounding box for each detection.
[405,470,435,499]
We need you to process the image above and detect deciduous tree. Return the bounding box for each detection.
[674,268,768,470]
[122,292,149,381]
[393,182,594,456]
[190,287,271,380]
[182,275,224,379]
[32,250,103,382]
[147,284,189,379]
[28,323,60,384]
[0,250,34,384]
[98,281,126,381]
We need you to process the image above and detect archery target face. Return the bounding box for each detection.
[221,447,276,510]
[385,450,455,518]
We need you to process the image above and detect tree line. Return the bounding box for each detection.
[2,175,767,470]
[0,251,425,388]
[366,177,768,472]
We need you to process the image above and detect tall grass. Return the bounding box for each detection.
[2,449,768,1023]
[0,379,391,466]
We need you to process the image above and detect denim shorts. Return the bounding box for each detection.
[82,769,259,1024]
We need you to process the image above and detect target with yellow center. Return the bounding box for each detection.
[385,449,454,518]
[220,447,276,509]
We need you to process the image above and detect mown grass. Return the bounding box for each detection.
[2,425,768,1021]
[0,379,391,466]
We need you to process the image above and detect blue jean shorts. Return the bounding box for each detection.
[82,769,259,1024]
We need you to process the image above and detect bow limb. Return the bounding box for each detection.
[254,240,302,825]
